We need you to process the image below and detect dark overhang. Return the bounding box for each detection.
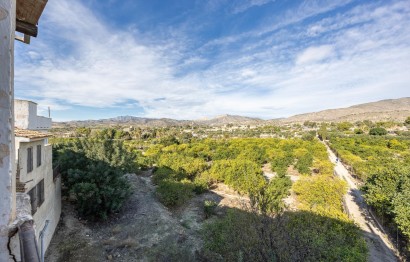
[15,0,48,43]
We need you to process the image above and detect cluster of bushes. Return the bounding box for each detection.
[145,138,331,210]
[152,166,207,207]
[363,164,410,245]
[52,136,136,219]
[329,136,410,179]
[293,175,348,219]
[329,135,410,252]
[202,158,292,214]
[249,176,292,214]
[270,149,294,176]
[52,127,371,259]
[269,140,332,176]
[74,127,132,140]
[203,209,367,261]
[203,159,265,194]
[369,127,388,136]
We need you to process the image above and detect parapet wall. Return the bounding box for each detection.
[14,100,51,130]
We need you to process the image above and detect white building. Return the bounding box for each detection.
[0,1,50,261]
[14,100,52,130]
[9,100,61,261]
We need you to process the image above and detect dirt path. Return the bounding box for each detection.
[46,170,204,261]
[45,170,250,262]
[324,142,399,262]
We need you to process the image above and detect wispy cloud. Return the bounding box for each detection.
[296,45,334,65]
[232,0,275,14]
[14,0,410,120]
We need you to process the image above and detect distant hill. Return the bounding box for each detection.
[54,116,191,128]
[196,114,263,126]
[54,114,262,128]
[54,97,410,128]
[280,97,410,123]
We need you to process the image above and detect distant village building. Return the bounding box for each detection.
[14,100,52,130]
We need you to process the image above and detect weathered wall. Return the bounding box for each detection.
[14,99,30,129]
[8,193,34,262]
[0,0,16,261]
[14,100,51,130]
[35,116,51,130]
[16,140,61,255]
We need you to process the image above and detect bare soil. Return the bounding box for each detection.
[45,170,245,262]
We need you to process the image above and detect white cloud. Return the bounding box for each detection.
[200,0,353,50]
[232,0,274,14]
[296,45,335,65]
[14,0,410,120]
[16,0,209,115]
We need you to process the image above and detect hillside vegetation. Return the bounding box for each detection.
[137,136,367,260]
[51,128,368,261]
[328,134,410,252]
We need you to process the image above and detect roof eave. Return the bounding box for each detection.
[15,0,48,38]
[15,136,49,142]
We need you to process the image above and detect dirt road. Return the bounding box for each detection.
[45,170,248,262]
[46,171,203,261]
[324,142,399,262]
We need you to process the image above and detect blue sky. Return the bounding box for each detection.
[14,0,410,121]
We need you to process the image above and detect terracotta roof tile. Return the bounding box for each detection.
[14,128,51,139]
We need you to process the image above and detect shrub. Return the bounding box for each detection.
[152,166,183,185]
[270,150,294,177]
[158,153,207,178]
[405,116,410,125]
[337,122,353,131]
[193,176,209,194]
[207,159,266,194]
[295,153,313,175]
[369,127,387,136]
[156,179,195,207]
[69,165,131,219]
[293,175,347,219]
[249,176,292,214]
[204,200,217,218]
[203,209,367,261]
[392,178,410,240]
[53,138,134,219]
[354,128,364,134]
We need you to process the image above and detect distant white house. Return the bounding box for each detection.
[14,99,52,130]
[10,100,61,261]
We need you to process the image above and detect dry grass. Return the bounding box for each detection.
[111,225,122,235]
[102,236,137,249]
[116,237,138,248]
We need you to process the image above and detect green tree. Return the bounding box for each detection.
[68,162,131,219]
[354,128,364,134]
[53,138,135,219]
[405,116,410,125]
[249,176,291,214]
[75,127,91,137]
[392,177,410,239]
[293,175,347,219]
[369,127,387,136]
[337,122,353,132]
[318,125,329,141]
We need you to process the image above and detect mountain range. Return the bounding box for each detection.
[281,97,410,123]
[54,97,410,128]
